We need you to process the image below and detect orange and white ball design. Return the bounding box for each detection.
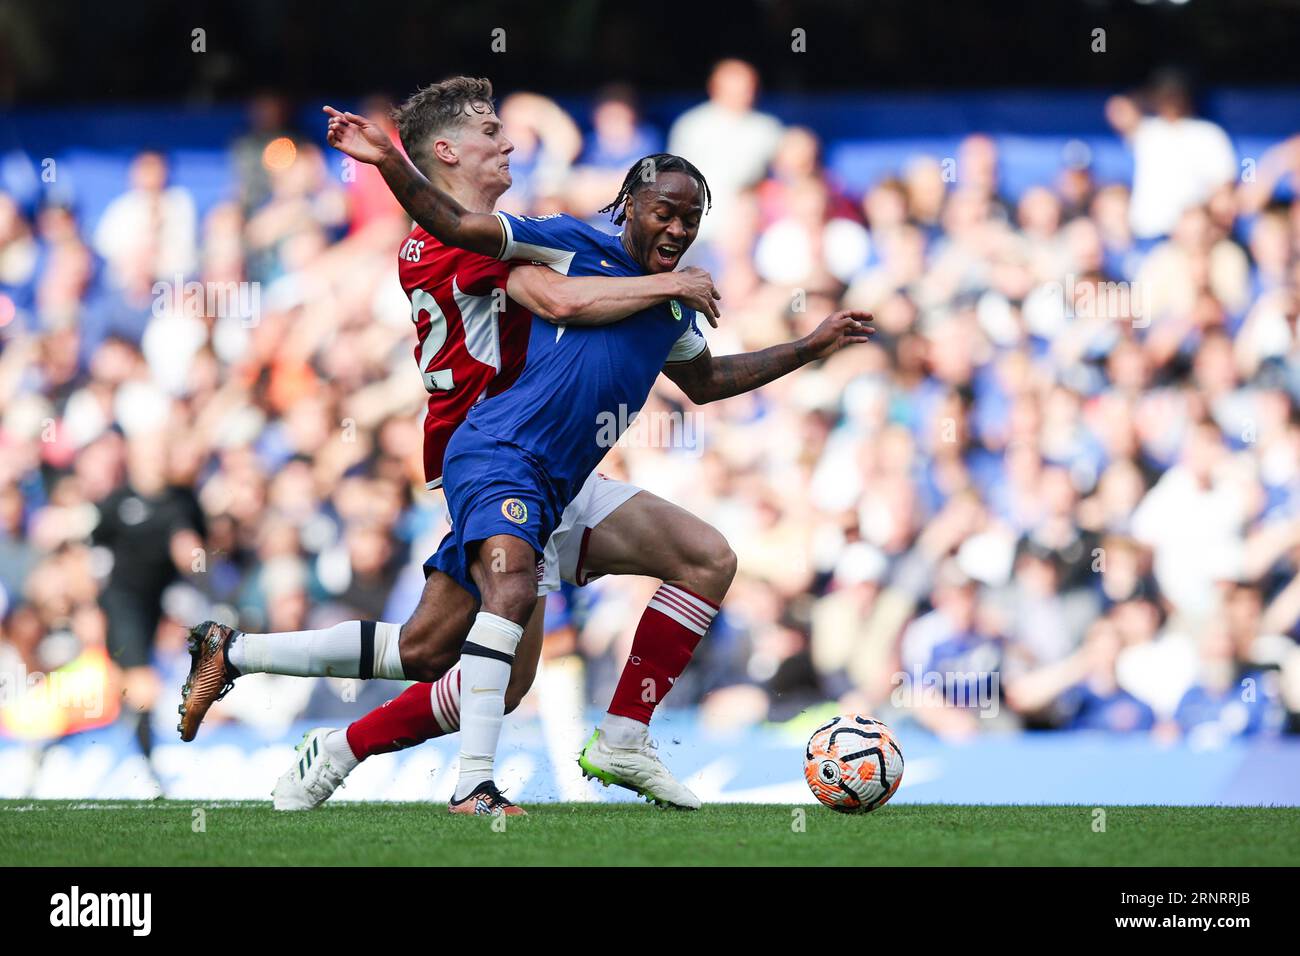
[804,714,904,813]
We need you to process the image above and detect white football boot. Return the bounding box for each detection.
[577,727,701,810]
[272,728,351,811]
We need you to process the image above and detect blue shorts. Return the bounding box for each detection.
[424,422,566,599]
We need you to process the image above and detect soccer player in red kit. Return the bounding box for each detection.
[180,77,870,814]
[180,75,731,811]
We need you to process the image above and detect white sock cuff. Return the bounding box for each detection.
[600,713,648,748]
[430,663,462,734]
[324,728,360,773]
[373,621,405,680]
[467,611,524,656]
[227,632,250,672]
[232,632,269,674]
[648,584,719,637]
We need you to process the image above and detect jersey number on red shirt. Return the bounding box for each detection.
[410,287,455,393]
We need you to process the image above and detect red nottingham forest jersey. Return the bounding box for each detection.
[396,225,531,488]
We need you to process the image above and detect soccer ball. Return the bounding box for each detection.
[804,714,904,813]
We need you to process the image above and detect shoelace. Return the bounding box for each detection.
[303,758,345,800]
[644,738,675,773]
[298,740,346,800]
[608,734,670,773]
[480,784,517,809]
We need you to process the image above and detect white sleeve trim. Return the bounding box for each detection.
[493,212,576,275]
[493,210,511,260]
[664,314,708,365]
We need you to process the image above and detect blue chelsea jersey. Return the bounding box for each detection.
[463,211,707,493]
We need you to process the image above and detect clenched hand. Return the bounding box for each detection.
[673,267,722,327]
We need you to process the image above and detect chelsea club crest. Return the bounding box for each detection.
[501,498,528,524]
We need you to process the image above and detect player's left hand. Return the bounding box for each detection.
[322,106,394,165]
[799,310,874,360]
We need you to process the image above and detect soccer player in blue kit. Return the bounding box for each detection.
[322,103,871,813]
[433,165,729,812]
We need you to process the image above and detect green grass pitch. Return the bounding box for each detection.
[2,801,1296,866]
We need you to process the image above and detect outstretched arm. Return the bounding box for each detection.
[323,106,505,258]
[506,265,721,327]
[663,310,872,404]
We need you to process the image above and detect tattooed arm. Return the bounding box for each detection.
[375,150,505,256]
[663,310,873,404]
[322,106,505,257]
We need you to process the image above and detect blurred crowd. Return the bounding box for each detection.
[3,61,1300,749]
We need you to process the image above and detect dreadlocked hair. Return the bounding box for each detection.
[597,153,712,225]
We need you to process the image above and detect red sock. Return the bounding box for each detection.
[607,584,718,724]
[344,664,461,760]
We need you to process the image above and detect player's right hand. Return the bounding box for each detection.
[322,106,394,165]
[673,267,721,327]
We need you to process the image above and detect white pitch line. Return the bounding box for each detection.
[0,801,271,811]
